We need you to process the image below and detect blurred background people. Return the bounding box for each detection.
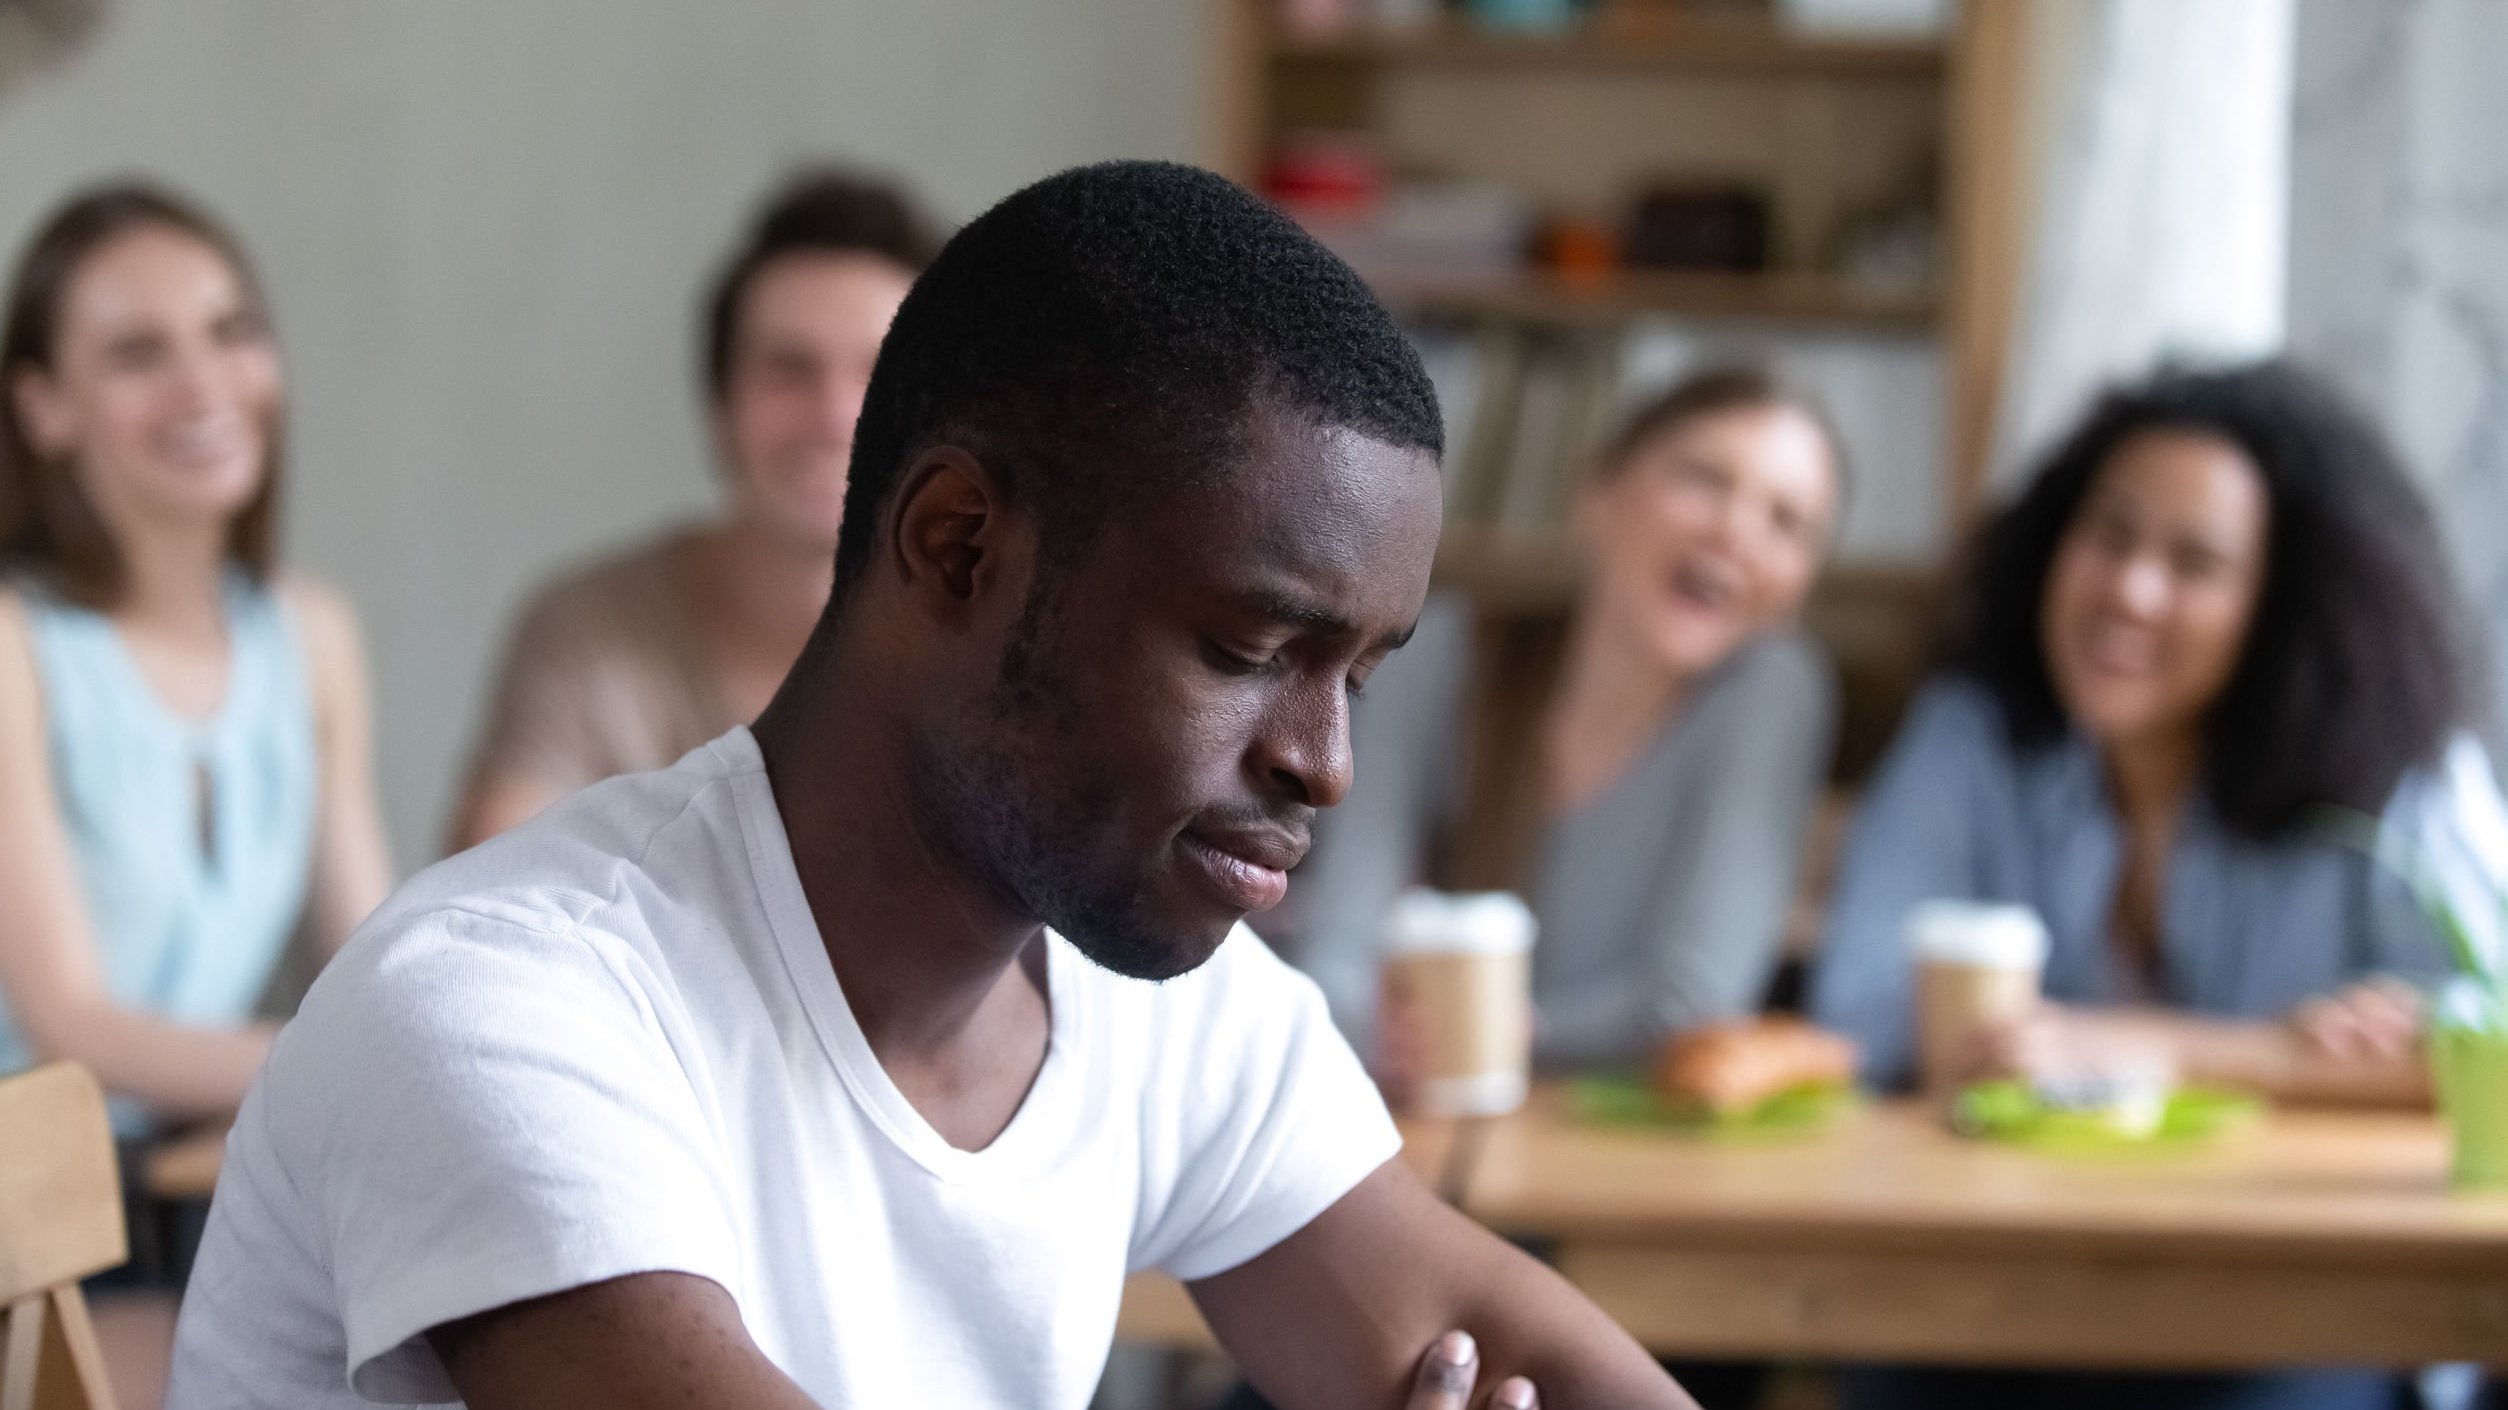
[0,181,393,1409]
[1812,359,2507,1410]
[1290,367,1843,1085]
[1815,360,2503,1106]
[446,168,937,849]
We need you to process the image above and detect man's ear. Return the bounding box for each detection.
[886,445,1026,619]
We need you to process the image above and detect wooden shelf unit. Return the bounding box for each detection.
[1207,0,2030,541]
[1371,265,1938,331]
[1268,13,1947,79]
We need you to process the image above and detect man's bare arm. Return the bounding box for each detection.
[1189,1160,1697,1410]
[434,1267,1543,1410]
[430,1272,819,1410]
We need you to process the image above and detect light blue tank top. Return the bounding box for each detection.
[2,573,318,1111]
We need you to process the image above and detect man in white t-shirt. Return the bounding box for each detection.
[167,162,1694,1410]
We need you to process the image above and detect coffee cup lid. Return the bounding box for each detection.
[1904,899,2049,968]
[1383,888,1537,956]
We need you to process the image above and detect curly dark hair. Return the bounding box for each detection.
[1948,359,2482,838]
[828,160,1441,611]
[700,166,941,404]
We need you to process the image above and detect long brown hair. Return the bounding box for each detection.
[1,181,283,608]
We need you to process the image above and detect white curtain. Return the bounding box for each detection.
[1990,0,2295,490]
[2287,0,2508,721]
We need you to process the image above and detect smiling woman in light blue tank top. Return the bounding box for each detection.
[1,572,316,1091]
[0,183,392,1190]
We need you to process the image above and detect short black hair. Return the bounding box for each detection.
[1949,359,2484,837]
[830,160,1442,608]
[701,167,941,403]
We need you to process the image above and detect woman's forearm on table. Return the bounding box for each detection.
[25,998,276,1118]
[2143,1012,2431,1107]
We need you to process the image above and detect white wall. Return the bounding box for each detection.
[0,0,1206,860]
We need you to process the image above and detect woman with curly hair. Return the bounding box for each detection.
[1812,359,2504,1409]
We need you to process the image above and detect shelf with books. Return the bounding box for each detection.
[1211,0,2028,526]
[1429,532,1943,781]
[1267,13,1944,81]
[1433,530,1939,621]
[1369,266,1938,334]
[1431,526,1587,610]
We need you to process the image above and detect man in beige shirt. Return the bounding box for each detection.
[449,169,939,849]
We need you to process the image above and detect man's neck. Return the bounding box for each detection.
[750,652,1051,1146]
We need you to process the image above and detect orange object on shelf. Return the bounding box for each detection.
[1538,215,1620,280]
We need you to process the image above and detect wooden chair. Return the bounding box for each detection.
[0,1063,126,1410]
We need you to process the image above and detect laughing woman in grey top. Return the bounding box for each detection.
[1291,369,1843,1080]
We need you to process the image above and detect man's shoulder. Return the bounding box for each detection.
[351,739,759,995]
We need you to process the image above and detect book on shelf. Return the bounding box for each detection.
[1442,323,1525,524]
[1408,311,1947,566]
[1491,334,1623,534]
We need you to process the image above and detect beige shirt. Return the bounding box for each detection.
[465,529,734,799]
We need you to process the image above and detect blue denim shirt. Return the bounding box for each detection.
[1811,678,2508,1088]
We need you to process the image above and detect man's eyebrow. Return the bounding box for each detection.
[1237,589,1415,651]
[1241,589,1356,636]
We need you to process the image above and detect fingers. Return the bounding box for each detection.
[2347,979,2423,1058]
[2294,982,2424,1060]
[1486,1375,1539,1409]
[1403,1330,1539,1410]
[1407,1331,1478,1409]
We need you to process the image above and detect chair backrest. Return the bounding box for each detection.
[0,1063,126,1410]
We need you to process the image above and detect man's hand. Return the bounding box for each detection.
[1406,1331,1537,1410]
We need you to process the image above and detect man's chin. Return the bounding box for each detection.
[1059,918,1231,983]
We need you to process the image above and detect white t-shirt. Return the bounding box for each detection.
[167,728,1399,1409]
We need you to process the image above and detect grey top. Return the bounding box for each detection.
[1284,593,1839,1071]
[1810,678,2508,1089]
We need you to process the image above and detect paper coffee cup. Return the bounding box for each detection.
[1381,889,1536,1117]
[1906,900,2048,1095]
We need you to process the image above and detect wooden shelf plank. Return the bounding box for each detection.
[1432,531,1939,610]
[1370,267,1938,333]
[1269,15,1945,81]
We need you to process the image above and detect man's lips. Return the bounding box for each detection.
[1177,826,1308,913]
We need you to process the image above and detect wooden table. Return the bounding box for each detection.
[156,1089,2508,1371]
[145,1124,229,1202]
[1463,1089,2508,1370]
